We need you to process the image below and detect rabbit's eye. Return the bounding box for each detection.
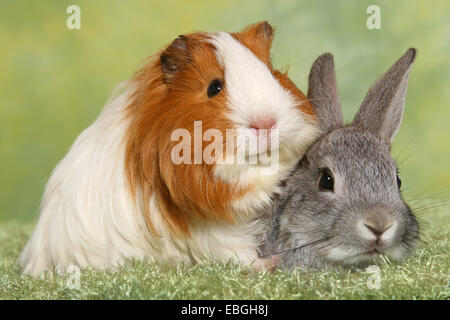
[396,175,402,189]
[319,168,334,192]
[207,79,223,98]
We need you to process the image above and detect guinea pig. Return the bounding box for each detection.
[19,21,321,276]
[259,49,420,271]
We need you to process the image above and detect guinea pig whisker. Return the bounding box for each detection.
[305,97,337,103]
[279,56,311,71]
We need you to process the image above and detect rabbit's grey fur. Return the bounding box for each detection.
[260,49,420,271]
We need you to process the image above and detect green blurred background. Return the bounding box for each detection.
[0,0,449,222]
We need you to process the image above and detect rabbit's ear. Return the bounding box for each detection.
[353,48,416,143]
[307,53,343,132]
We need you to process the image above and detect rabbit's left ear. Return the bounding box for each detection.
[307,53,343,133]
[353,48,417,143]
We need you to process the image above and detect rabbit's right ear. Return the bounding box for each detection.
[353,48,416,144]
[307,53,343,133]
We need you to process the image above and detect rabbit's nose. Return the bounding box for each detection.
[363,221,393,244]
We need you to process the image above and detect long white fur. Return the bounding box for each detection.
[210,33,318,162]
[19,33,320,276]
[210,32,320,214]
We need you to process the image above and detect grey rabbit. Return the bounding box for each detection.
[259,48,420,271]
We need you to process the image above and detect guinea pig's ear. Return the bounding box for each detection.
[234,21,274,64]
[307,53,343,133]
[160,35,191,83]
[353,48,416,144]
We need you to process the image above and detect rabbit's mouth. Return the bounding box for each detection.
[353,245,391,259]
[326,245,387,266]
[365,248,381,256]
[351,248,384,261]
[335,244,410,266]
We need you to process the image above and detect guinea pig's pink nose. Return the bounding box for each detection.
[249,117,277,131]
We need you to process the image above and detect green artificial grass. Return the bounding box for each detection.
[0,208,448,300]
[1,0,449,301]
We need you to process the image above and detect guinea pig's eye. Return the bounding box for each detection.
[396,174,402,189]
[207,79,223,98]
[319,168,334,192]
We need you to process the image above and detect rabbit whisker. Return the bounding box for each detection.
[260,236,333,258]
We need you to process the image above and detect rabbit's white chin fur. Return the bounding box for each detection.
[326,245,409,266]
[18,83,304,276]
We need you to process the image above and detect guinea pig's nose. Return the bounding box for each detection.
[249,117,277,131]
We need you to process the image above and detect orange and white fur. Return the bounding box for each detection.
[19,22,320,276]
